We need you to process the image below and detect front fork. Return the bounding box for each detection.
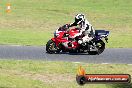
[51,38,60,51]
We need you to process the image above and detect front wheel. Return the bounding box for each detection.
[46,40,60,54]
[88,40,105,55]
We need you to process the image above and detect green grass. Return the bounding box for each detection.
[0,60,132,88]
[0,29,52,45]
[107,32,132,48]
[0,0,132,47]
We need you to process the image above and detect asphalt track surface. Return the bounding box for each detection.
[0,45,132,64]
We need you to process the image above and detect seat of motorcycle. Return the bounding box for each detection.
[95,30,107,36]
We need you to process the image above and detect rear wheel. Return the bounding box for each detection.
[88,40,105,55]
[46,40,60,54]
[96,40,105,54]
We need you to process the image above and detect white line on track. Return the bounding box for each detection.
[73,62,81,64]
[101,63,109,64]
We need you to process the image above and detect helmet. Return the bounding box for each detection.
[75,14,85,25]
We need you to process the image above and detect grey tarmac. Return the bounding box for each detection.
[0,45,132,64]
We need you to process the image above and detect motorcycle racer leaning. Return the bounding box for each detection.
[68,14,95,45]
[54,14,95,47]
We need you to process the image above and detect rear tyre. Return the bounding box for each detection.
[88,40,105,55]
[46,40,60,54]
[88,51,98,55]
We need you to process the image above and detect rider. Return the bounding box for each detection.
[68,14,95,45]
[54,14,95,47]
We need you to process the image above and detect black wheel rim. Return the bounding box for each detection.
[48,42,56,53]
[49,43,54,50]
[96,40,105,54]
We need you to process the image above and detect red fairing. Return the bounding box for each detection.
[51,27,80,49]
[69,28,79,38]
[51,38,55,42]
[72,41,79,48]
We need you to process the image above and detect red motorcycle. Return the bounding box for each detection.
[46,24,109,55]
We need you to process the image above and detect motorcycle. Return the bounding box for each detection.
[46,24,109,55]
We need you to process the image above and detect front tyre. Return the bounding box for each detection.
[46,40,60,54]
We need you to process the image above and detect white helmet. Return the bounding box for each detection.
[75,14,85,25]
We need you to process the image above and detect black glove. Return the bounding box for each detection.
[63,24,70,29]
[58,24,69,31]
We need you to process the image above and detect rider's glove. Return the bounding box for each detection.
[61,24,70,30]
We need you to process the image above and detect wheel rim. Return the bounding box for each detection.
[96,41,105,54]
[49,42,55,51]
[96,43,103,49]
